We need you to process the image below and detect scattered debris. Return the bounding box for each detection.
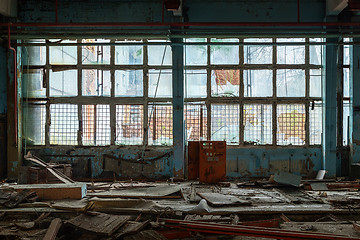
[311,182,329,191]
[66,212,131,236]
[2,183,87,200]
[274,172,302,187]
[43,218,62,240]
[0,188,37,208]
[197,192,251,207]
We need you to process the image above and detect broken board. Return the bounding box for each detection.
[197,192,251,207]
[87,185,182,199]
[66,212,130,236]
[1,183,87,200]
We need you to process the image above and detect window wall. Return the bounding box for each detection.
[184,38,323,146]
[21,37,323,147]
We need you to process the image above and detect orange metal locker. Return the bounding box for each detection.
[199,141,226,183]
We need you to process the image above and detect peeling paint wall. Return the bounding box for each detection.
[2,0,341,179]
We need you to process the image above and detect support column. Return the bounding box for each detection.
[171,38,184,178]
[350,38,360,164]
[7,47,21,179]
[322,38,339,176]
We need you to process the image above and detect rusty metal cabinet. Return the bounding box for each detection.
[188,141,226,183]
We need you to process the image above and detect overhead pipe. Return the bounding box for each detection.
[7,25,17,146]
[2,21,360,28]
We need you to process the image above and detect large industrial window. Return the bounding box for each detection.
[184,37,323,146]
[22,37,323,147]
[21,39,173,146]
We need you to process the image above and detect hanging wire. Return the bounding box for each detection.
[140,42,168,161]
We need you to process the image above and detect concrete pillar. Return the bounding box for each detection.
[322,38,339,176]
[171,38,184,178]
[350,38,360,164]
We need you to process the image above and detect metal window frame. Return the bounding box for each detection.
[21,37,323,147]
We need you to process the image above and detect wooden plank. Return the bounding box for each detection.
[112,220,150,238]
[197,192,251,207]
[43,218,62,240]
[24,153,74,184]
[3,183,87,200]
[66,212,130,236]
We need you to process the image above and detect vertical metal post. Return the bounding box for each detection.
[350,38,360,164]
[171,37,184,178]
[323,37,339,176]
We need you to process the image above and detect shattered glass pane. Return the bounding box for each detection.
[244,38,272,64]
[148,69,172,98]
[211,104,240,145]
[277,104,305,146]
[82,70,111,96]
[50,70,78,97]
[22,70,46,98]
[277,38,305,64]
[115,40,143,65]
[22,103,46,145]
[185,70,207,98]
[115,70,143,97]
[210,38,239,65]
[211,69,239,97]
[276,69,305,97]
[310,69,322,98]
[309,101,322,145]
[82,39,110,64]
[50,40,77,64]
[148,40,172,66]
[22,40,46,65]
[243,70,273,97]
[310,38,323,65]
[185,38,207,66]
[243,104,272,145]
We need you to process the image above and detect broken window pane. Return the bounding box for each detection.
[50,104,78,145]
[343,100,350,146]
[22,40,46,65]
[277,104,305,145]
[22,70,46,98]
[185,38,207,66]
[344,68,350,98]
[211,69,239,97]
[210,38,239,65]
[115,40,143,65]
[82,39,110,64]
[148,69,172,98]
[309,38,323,65]
[309,101,322,145]
[82,104,111,146]
[22,103,46,145]
[82,70,111,96]
[82,105,95,146]
[148,104,173,146]
[50,69,78,97]
[343,41,350,66]
[50,40,77,64]
[244,38,272,64]
[310,69,322,98]
[115,70,143,97]
[148,40,172,66]
[243,70,273,97]
[277,38,305,64]
[276,69,305,97]
[116,105,143,145]
[211,104,240,145]
[96,105,111,146]
[185,70,207,98]
[185,103,207,141]
[243,104,272,145]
